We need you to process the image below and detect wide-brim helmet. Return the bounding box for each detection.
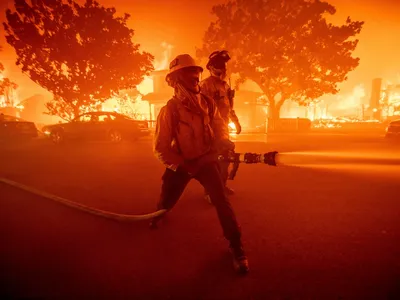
[166,54,203,82]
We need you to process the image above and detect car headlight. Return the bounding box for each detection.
[42,128,51,135]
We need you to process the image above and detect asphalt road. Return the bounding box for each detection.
[1,133,400,299]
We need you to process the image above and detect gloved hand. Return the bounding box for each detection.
[234,121,242,134]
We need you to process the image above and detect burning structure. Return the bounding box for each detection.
[141,69,173,127]
[364,78,400,121]
[381,82,400,120]
[0,70,22,117]
[101,43,175,124]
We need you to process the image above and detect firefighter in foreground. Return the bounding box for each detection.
[150,54,249,274]
[200,50,241,201]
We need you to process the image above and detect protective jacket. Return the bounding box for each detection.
[154,93,230,171]
[200,76,240,127]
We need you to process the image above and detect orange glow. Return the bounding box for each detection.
[0,66,20,109]
[154,42,173,70]
[101,94,152,120]
[137,41,173,96]
[137,76,154,95]
[133,42,174,120]
[1,1,399,123]
[228,121,237,136]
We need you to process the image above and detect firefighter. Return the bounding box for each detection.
[200,50,241,201]
[150,54,249,274]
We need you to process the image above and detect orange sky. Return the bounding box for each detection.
[0,0,399,101]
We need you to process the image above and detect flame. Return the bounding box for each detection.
[0,66,19,109]
[132,97,151,120]
[228,121,237,136]
[137,76,154,95]
[83,42,176,123]
[136,42,173,97]
[101,94,151,120]
[154,42,174,71]
[335,84,366,111]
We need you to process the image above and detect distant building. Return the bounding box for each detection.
[382,83,400,120]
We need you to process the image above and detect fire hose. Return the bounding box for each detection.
[220,151,279,180]
[0,177,167,222]
[0,151,279,222]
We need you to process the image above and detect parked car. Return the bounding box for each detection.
[0,113,38,141]
[385,119,400,139]
[41,111,150,144]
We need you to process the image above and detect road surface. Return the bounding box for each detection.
[1,133,399,299]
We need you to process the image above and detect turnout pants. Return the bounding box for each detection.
[218,160,230,186]
[203,154,230,196]
[157,162,242,245]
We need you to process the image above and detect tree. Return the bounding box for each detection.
[0,46,18,107]
[4,0,154,121]
[197,0,364,121]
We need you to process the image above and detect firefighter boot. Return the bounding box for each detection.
[230,243,249,275]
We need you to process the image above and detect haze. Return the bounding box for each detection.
[0,0,399,101]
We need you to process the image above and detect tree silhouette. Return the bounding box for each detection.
[4,0,154,120]
[0,46,18,107]
[197,0,364,121]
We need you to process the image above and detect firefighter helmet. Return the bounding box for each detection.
[166,54,203,78]
[206,50,231,70]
